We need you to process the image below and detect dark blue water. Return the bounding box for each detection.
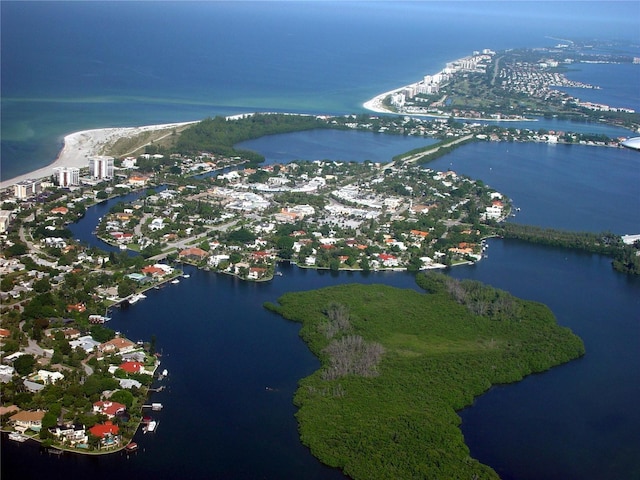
[237,129,438,164]
[2,1,639,181]
[453,240,640,480]
[560,62,640,113]
[426,141,640,234]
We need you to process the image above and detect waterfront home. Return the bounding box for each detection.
[10,410,45,432]
[118,361,150,375]
[52,423,88,446]
[141,265,167,278]
[118,378,143,389]
[179,247,208,262]
[89,421,120,446]
[93,401,126,418]
[98,337,136,355]
[248,267,268,280]
[378,253,399,267]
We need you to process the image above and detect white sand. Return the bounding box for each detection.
[362,88,401,115]
[1,121,197,190]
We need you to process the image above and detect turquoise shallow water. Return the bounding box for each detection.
[2,1,639,181]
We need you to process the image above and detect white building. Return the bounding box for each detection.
[53,166,80,187]
[14,179,42,200]
[89,156,115,180]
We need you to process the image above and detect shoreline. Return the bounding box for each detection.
[0,121,198,190]
[363,88,537,123]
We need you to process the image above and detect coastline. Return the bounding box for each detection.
[362,87,537,122]
[0,121,198,190]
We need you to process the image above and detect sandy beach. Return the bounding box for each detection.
[0,121,197,190]
[362,88,402,115]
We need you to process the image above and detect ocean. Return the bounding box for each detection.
[1,2,639,479]
[2,1,639,180]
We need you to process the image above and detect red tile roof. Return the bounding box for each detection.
[93,401,126,417]
[119,361,143,374]
[89,421,119,438]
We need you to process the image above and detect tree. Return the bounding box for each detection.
[110,390,134,409]
[33,278,51,293]
[1,276,14,292]
[14,354,36,375]
[118,279,135,298]
[276,236,295,259]
[96,190,108,200]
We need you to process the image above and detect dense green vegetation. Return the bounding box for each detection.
[266,274,584,479]
[497,224,640,274]
[174,113,331,163]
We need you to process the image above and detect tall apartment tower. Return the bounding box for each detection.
[53,166,80,187]
[89,156,115,180]
[14,179,42,200]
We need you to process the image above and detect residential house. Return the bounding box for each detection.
[247,267,268,280]
[118,361,150,375]
[98,337,136,355]
[93,401,126,418]
[52,424,88,445]
[141,265,167,278]
[50,206,69,215]
[378,253,399,267]
[179,247,208,262]
[10,410,46,432]
[69,335,101,353]
[118,378,143,390]
[30,369,64,385]
[67,303,86,313]
[89,421,120,442]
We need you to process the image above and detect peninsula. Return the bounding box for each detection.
[363,45,639,132]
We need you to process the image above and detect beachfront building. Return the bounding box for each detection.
[53,166,80,187]
[89,155,115,180]
[14,178,41,200]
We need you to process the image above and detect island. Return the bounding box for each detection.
[265,274,585,479]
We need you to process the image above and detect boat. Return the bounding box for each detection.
[8,432,27,442]
[171,279,180,284]
[162,369,168,377]
[128,293,147,304]
[182,274,190,278]
[125,442,138,452]
[143,420,158,433]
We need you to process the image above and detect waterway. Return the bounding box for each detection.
[2,135,639,479]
